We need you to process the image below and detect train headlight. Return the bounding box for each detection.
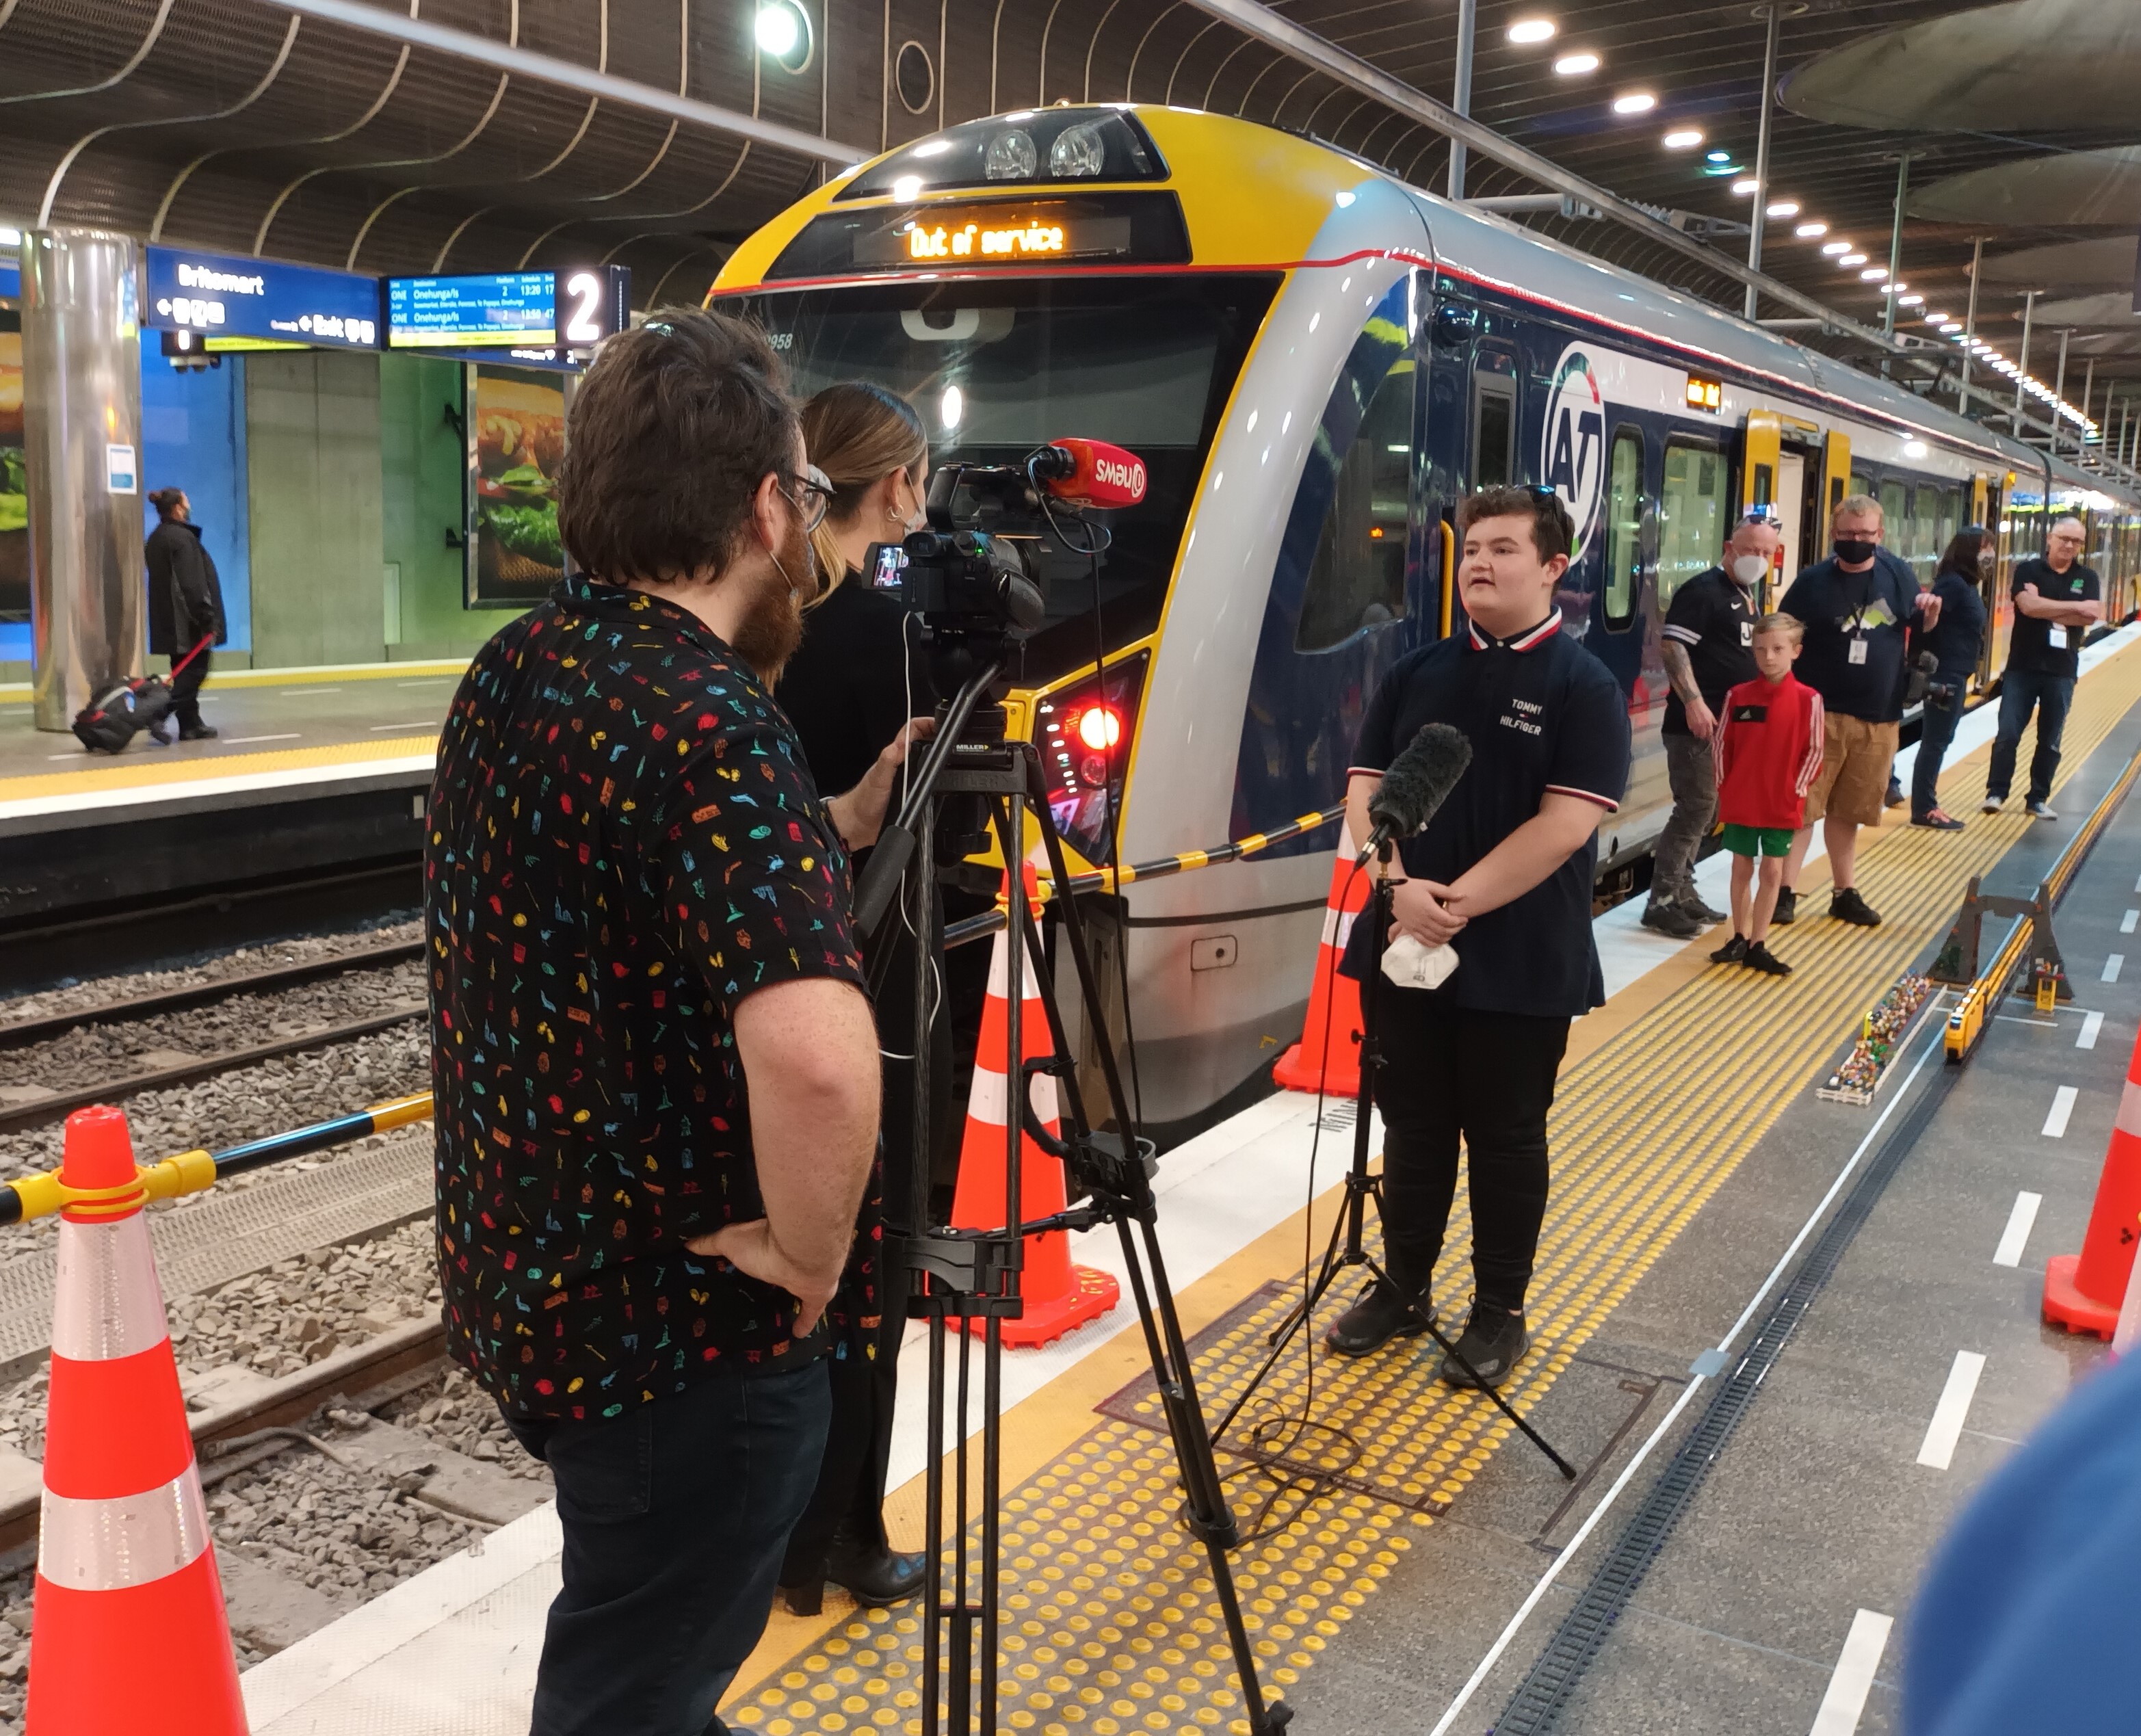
[986,129,1038,181]
[1049,122,1107,179]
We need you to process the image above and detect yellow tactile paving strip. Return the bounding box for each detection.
[0,734,438,804]
[731,644,2141,1736]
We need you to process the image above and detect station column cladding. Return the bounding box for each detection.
[21,227,143,731]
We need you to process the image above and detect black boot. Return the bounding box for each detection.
[824,1526,926,1608]
[1324,1278,1435,1358]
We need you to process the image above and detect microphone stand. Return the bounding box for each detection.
[1214,837,1577,1481]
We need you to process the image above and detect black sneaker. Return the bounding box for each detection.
[1710,934,1748,965]
[1830,886,1882,927]
[2027,800,2058,822]
[1772,886,1797,925]
[1324,1280,1434,1358]
[177,722,219,741]
[1744,941,1793,976]
[1679,893,1728,925]
[1640,902,1703,940]
[1439,1303,1531,1390]
[1884,778,1906,809]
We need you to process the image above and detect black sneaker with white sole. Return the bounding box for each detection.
[1438,1303,1531,1390]
[1830,886,1882,927]
[2028,800,2058,822]
[1679,893,1727,924]
[1640,901,1703,940]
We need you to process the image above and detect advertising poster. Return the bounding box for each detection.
[468,366,565,607]
[0,329,24,622]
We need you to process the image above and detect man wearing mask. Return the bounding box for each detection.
[1774,495,1941,928]
[1642,511,1779,938]
[1984,516,2102,821]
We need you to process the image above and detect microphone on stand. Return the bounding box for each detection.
[1357,723,1472,865]
[1028,438,1149,510]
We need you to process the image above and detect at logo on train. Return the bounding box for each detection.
[1542,345,1607,566]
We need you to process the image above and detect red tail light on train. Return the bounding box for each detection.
[1036,652,1148,862]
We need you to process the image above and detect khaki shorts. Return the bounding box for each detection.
[1804,713,1900,828]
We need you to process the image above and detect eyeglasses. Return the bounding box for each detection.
[781,464,835,534]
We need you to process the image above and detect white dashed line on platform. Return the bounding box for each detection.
[227,734,302,745]
[2043,1086,2079,1137]
[2106,954,2126,984]
[1916,1352,1987,1470]
[1992,1193,2042,1267]
[2079,1011,2105,1049]
[369,722,438,731]
[2124,910,2138,934]
[279,687,342,696]
[1810,1609,1895,1735]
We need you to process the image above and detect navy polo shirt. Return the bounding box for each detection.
[1339,611,1631,1018]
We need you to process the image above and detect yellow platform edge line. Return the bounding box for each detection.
[0,658,470,702]
[0,735,439,804]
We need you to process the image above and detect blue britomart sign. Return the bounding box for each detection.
[144,246,381,349]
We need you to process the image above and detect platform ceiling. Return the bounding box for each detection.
[0,0,2134,392]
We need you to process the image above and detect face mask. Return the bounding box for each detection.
[1730,554,1768,586]
[1833,536,1878,565]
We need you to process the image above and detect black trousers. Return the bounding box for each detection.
[505,1360,830,1736]
[1373,990,1571,1315]
[170,645,209,729]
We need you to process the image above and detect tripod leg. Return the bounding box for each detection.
[921,1308,946,1736]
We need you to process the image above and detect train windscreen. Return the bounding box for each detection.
[738,274,1277,684]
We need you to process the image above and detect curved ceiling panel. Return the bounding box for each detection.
[1910,148,2141,228]
[1978,236,2139,291]
[1778,0,2141,134]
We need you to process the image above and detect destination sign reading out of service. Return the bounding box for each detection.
[763,192,1192,282]
[386,272,555,347]
[144,246,381,349]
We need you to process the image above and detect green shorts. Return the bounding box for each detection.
[1721,823,1794,858]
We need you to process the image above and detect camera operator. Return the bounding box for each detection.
[426,311,928,1736]
[772,381,941,1616]
[1329,485,1631,1389]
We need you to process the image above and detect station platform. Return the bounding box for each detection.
[0,661,462,928]
[236,627,2141,1736]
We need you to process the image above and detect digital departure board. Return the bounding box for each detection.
[144,246,380,349]
[764,192,1191,282]
[386,273,555,348]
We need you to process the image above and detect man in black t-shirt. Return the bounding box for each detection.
[1329,486,1631,1389]
[1774,495,1940,929]
[1986,516,2103,821]
[1642,511,1777,938]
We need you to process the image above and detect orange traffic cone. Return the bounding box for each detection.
[27,1105,247,1735]
[949,869,1118,1347]
[1272,814,1368,1096]
[2043,1026,2141,1339]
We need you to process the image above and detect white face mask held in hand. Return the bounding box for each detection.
[1382,933,1459,991]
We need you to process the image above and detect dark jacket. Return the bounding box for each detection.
[145,518,226,657]
[1917,566,1989,684]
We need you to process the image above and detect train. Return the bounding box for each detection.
[709,103,2141,1142]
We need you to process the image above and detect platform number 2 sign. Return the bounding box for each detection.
[553,265,631,351]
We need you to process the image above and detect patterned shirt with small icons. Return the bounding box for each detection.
[425,573,876,1421]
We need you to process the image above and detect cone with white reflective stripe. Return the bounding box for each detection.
[27,1105,246,1736]
[1272,813,1367,1096]
[2045,1026,2141,1341]
[949,869,1118,1347]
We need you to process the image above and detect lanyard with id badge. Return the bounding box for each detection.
[1846,568,1875,665]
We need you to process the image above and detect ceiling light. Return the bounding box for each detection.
[1899,294,1923,306]
[1765,200,1800,218]
[1860,266,1887,280]
[1731,178,1760,196]
[1706,149,1731,163]
[1939,322,1963,334]
[1702,162,1746,177]
[1612,92,1657,114]
[1553,51,1600,75]
[1839,252,1867,266]
[1820,240,1851,256]
[1662,128,1703,148]
[1926,311,1949,321]
[1794,221,1828,238]
[1508,17,1556,44]
[753,0,811,70]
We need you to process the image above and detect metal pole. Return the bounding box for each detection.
[1744,2,1781,321]
[2051,331,2071,454]
[1958,237,1981,416]
[1448,0,1477,200]
[1881,153,1911,341]
[2074,355,2093,461]
[2013,290,2038,433]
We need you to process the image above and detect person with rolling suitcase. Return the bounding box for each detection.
[144,486,224,741]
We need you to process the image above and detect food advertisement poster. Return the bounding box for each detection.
[467,365,565,607]
[0,330,25,621]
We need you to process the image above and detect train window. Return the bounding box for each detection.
[1850,472,1873,501]
[1601,428,1644,631]
[1658,439,1729,607]
[1473,375,1516,489]
[1912,489,1939,586]
[1878,479,1907,557]
[1287,277,1416,653]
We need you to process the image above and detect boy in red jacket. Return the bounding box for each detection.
[1710,614,1825,975]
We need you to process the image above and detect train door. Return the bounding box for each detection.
[1823,431,1852,525]
[1772,452,1806,605]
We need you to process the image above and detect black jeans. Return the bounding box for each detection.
[170,645,210,729]
[1987,667,2075,805]
[1374,991,1571,1315]
[1911,684,1961,818]
[505,1360,830,1736]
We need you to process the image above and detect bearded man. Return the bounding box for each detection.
[425,309,925,1735]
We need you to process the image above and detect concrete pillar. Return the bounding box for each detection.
[21,227,142,731]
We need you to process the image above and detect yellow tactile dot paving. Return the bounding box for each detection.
[733,644,2141,1735]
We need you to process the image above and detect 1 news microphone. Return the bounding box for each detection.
[1357,723,1471,865]
[1028,438,1148,510]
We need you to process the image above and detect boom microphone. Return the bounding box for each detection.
[1358,723,1471,865]
[1029,437,1149,510]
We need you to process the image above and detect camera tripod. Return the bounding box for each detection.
[1212,844,1578,1483]
[852,654,1293,1736]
